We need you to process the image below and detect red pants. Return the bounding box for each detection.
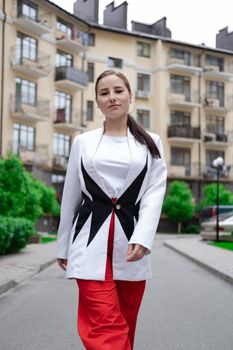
[76,201,146,350]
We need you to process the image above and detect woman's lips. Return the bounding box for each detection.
[109,104,120,108]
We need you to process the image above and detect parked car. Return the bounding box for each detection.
[199,205,233,223]
[200,212,233,240]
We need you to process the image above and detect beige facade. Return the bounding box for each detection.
[1,0,233,201]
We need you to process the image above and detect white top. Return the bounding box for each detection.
[94,135,131,197]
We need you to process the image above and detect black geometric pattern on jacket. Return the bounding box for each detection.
[72,157,148,246]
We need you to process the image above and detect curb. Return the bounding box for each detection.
[0,258,57,296]
[164,241,233,286]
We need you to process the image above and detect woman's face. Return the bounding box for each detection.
[96,74,132,121]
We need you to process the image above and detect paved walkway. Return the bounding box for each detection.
[164,236,233,284]
[0,241,57,295]
[0,235,233,296]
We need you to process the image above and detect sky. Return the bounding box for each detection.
[52,0,233,48]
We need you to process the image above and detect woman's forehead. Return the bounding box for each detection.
[97,75,125,88]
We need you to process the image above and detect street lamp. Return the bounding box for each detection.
[212,156,224,242]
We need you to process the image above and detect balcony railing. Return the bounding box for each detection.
[55,66,88,91]
[12,1,52,36]
[203,63,233,80]
[168,125,201,139]
[8,142,50,166]
[167,56,201,74]
[10,46,51,78]
[203,165,233,179]
[53,108,85,131]
[10,94,50,123]
[168,163,200,178]
[203,95,233,112]
[55,29,89,53]
[168,89,201,108]
[203,132,228,144]
[53,155,68,169]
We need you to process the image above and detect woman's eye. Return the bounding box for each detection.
[100,92,108,96]
[115,90,123,93]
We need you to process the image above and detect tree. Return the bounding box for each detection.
[0,155,60,222]
[162,181,195,233]
[198,183,233,210]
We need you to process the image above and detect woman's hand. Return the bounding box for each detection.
[127,244,148,262]
[57,258,67,271]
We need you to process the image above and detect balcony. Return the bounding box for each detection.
[168,90,201,109]
[203,64,233,81]
[167,125,201,143]
[8,143,50,167]
[53,155,68,170]
[10,46,51,79]
[55,66,88,91]
[203,164,233,180]
[168,163,200,178]
[135,90,150,100]
[55,30,89,54]
[167,57,201,74]
[203,132,230,147]
[53,108,85,132]
[10,94,50,123]
[12,3,51,36]
[203,95,231,114]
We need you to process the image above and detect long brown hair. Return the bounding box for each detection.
[95,70,161,158]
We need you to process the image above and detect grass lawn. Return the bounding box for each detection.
[40,236,57,244]
[209,241,233,252]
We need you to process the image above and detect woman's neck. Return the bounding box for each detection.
[103,119,128,136]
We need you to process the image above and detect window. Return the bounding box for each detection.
[171,147,191,166]
[53,133,71,157]
[137,73,150,92]
[171,74,190,101]
[16,32,37,62]
[55,91,72,123]
[88,33,95,46]
[56,50,73,67]
[87,62,94,82]
[15,77,36,106]
[206,80,224,106]
[107,57,123,69]
[206,115,224,134]
[18,0,38,21]
[137,109,150,129]
[170,48,190,65]
[137,41,151,58]
[52,174,65,184]
[171,111,191,126]
[13,123,35,154]
[56,17,72,38]
[86,100,94,121]
[205,54,224,72]
[206,150,224,167]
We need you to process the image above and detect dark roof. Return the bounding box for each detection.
[46,1,233,56]
[89,23,233,56]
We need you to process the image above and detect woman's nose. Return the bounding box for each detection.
[109,92,116,101]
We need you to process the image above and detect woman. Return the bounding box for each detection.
[57,70,167,349]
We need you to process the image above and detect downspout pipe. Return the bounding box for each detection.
[0,0,6,157]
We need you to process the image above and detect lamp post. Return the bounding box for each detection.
[212,156,224,242]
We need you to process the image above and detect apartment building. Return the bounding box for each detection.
[1,0,233,202]
[0,0,91,197]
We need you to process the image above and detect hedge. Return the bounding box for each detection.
[0,216,35,254]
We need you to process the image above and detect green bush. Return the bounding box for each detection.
[0,216,35,254]
[0,155,60,222]
[181,224,200,234]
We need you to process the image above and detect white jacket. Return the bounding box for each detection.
[57,127,167,281]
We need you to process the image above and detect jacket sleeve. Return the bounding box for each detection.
[129,135,167,252]
[56,136,82,259]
